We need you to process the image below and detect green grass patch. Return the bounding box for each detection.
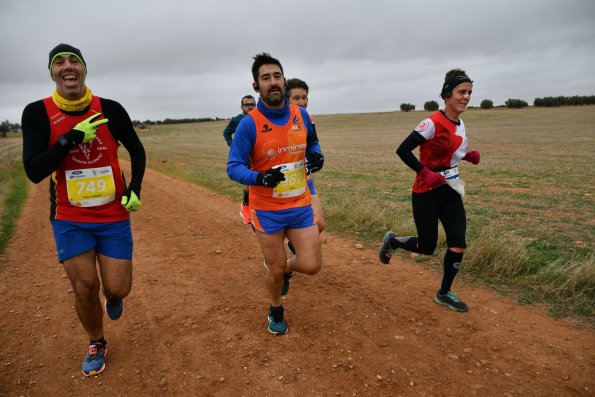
[0,136,28,256]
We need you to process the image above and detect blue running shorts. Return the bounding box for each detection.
[307,178,317,195]
[51,219,133,262]
[252,206,317,234]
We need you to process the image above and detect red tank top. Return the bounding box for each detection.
[249,104,311,210]
[43,96,128,222]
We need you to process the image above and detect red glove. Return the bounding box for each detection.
[418,167,445,190]
[463,150,480,165]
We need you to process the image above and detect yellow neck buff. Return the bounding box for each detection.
[52,86,93,112]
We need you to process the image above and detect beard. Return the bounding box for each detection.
[261,86,285,107]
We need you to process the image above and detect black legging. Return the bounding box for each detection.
[412,184,466,255]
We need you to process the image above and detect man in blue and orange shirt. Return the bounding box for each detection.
[227,53,324,335]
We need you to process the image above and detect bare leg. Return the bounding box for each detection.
[62,250,103,340]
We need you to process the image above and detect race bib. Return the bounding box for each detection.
[273,160,307,198]
[65,166,116,207]
[439,166,465,197]
[439,166,460,180]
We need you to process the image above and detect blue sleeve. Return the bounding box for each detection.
[301,108,321,156]
[226,115,261,185]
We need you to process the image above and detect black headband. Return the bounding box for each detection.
[440,74,472,99]
[48,43,87,78]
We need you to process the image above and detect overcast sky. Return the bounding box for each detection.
[1,0,594,123]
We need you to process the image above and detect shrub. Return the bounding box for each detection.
[423,100,439,111]
[400,103,415,112]
[505,99,528,109]
[480,99,494,109]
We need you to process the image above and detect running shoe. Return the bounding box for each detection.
[105,297,124,320]
[378,230,397,264]
[434,290,469,312]
[267,306,288,335]
[240,203,251,224]
[82,341,107,376]
[281,272,293,296]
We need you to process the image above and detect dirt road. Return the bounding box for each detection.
[1,166,593,396]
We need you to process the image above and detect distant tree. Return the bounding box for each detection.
[0,120,10,137]
[424,100,439,111]
[480,99,494,109]
[505,99,528,109]
[400,103,415,112]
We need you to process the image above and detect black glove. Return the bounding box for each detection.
[306,152,324,174]
[256,167,286,188]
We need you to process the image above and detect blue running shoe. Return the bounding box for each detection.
[378,231,397,264]
[105,297,124,320]
[267,306,288,335]
[435,290,469,312]
[82,341,107,376]
[281,272,293,296]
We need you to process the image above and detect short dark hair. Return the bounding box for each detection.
[286,78,309,97]
[251,52,284,83]
[241,95,255,105]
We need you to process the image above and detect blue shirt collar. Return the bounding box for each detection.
[257,98,289,120]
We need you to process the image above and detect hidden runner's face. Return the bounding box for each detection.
[51,54,86,100]
[288,88,308,109]
[256,64,285,108]
[241,99,256,115]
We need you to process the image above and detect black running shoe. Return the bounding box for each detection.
[267,305,288,335]
[434,290,469,312]
[281,272,293,296]
[378,231,396,264]
[105,297,123,320]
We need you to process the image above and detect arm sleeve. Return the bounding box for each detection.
[223,116,239,147]
[101,99,146,197]
[21,101,80,183]
[396,131,426,173]
[226,116,260,185]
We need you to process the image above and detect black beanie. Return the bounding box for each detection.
[48,43,87,77]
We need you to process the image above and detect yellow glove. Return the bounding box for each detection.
[74,113,109,144]
[121,190,141,212]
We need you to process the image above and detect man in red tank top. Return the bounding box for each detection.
[21,44,146,376]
